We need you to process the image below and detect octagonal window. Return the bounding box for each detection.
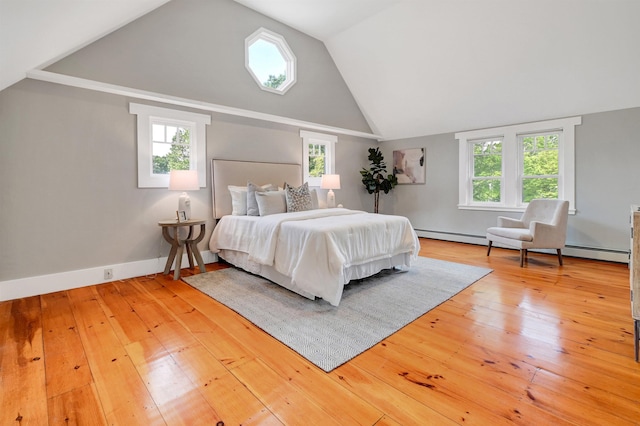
[245,28,296,95]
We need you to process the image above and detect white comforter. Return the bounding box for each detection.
[210,208,419,305]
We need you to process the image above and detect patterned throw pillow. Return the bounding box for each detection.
[285,182,312,212]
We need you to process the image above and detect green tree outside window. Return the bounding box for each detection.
[472,140,502,202]
[522,133,559,202]
[153,128,190,174]
[265,74,286,89]
[308,143,326,177]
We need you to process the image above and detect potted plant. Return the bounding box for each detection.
[360,147,398,213]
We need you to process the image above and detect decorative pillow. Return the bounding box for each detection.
[255,191,287,216]
[247,181,277,216]
[228,185,248,215]
[285,182,313,212]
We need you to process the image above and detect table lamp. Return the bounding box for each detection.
[321,174,341,208]
[169,170,199,219]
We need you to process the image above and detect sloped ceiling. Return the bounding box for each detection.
[0,0,169,91]
[2,0,640,140]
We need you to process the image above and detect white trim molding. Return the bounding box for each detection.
[0,251,217,302]
[415,230,627,263]
[27,69,380,140]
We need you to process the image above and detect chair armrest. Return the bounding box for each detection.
[529,221,566,247]
[497,216,525,228]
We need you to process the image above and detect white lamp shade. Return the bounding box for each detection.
[321,174,341,190]
[168,170,199,191]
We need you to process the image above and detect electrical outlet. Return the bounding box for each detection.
[104,268,113,280]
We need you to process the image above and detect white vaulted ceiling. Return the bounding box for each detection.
[2,0,640,140]
[0,0,170,92]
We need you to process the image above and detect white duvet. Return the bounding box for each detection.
[210,208,419,305]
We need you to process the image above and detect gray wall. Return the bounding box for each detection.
[0,0,376,284]
[380,107,640,256]
[2,0,638,289]
[45,0,371,134]
[0,79,374,282]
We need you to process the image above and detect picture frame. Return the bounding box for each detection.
[393,148,426,184]
[176,210,187,222]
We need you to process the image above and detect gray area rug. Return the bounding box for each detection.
[183,257,492,372]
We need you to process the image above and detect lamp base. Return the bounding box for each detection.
[178,192,191,219]
[327,189,336,208]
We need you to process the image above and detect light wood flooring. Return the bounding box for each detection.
[1,239,638,425]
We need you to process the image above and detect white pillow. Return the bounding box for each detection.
[309,188,319,210]
[228,185,248,215]
[247,181,277,216]
[256,191,287,216]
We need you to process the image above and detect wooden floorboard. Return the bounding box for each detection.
[1,239,639,425]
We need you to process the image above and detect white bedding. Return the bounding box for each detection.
[210,208,419,305]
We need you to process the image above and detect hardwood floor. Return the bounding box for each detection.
[1,239,638,425]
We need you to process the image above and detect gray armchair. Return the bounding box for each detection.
[486,199,569,267]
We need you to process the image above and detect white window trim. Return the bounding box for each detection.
[300,130,337,187]
[456,116,581,214]
[245,27,297,95]
[130,103,211,188]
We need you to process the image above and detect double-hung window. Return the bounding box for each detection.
[520,132,560,202]
[457,116,580,213]
[151,121,192,175]
[130,103,211,188]
[471,138,503,203]
[300,130,337,187]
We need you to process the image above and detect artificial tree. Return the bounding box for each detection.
[360,147,398,213]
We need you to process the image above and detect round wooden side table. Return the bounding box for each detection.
[158,219,206,280]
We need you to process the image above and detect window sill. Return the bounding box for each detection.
[458,204,576,215]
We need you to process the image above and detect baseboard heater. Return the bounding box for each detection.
[415,229,628,264]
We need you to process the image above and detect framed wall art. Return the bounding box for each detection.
[393,148,425,184]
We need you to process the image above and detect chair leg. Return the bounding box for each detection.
[557,249,563,266]
[487,241,492,256]
[520,249,525,267]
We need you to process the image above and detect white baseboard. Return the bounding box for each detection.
[1,232,629,302]
[0,251,218,302]
[416,230,629,263]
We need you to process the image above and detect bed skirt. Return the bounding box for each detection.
[217,249,413,302]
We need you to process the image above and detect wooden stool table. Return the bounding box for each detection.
[158,219,206,280]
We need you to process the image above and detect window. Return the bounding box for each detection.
[521,132,560,202]
[471,138,503,203]
[456,116,581,213]
[300,130,337,187]
[245,28,296,95]
[151,122,191,174]
[130,103,211,188]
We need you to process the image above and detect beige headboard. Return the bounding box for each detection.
[211,159,302,219]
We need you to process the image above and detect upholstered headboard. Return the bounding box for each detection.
[211,159,302,219]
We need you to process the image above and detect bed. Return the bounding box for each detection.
[209,159,420,306]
